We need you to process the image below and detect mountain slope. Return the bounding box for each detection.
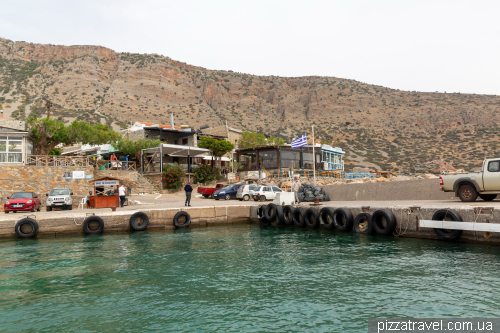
[1,37,499,173]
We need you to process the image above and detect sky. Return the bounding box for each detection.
[1,0,499,95]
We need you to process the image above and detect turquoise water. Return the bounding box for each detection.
[1,224,500,332]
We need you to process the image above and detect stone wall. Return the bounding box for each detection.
[321,179,453,201]
[0,165,94,207]
[93,170,138,189]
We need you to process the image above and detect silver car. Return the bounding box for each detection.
[236,184,259,201]
[46,188,73,211]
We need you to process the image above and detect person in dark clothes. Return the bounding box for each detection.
[184,182,193,206]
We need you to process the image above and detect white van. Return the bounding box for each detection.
[236,184,259,201]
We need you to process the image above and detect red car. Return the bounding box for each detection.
[197,183,226,198]
[4,192,41,213]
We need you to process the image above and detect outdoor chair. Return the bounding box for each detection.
[78,198,87,210]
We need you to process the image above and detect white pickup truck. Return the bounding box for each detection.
[440,158,500,202]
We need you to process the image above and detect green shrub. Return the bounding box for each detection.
[193,165,220,183]
[162,163,185,189]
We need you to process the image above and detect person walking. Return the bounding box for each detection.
[119,185,126,207]
[184,182,193,206]
[292,177,301,204]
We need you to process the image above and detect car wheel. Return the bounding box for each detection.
[31,208,35,212]
[253,198,258,201]
[46,206,52,211]
[13,211,17,213]
[458,185,477,202]
[243,195,250,201]
[225,194,231,200]
[68,205,73,210]
[259,195,266,202]
[37,206,41,212]
[239,198,243,201]
[210,193,214,199]
[215,198,219,200]
[4,211,8,214]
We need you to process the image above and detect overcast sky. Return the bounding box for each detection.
[1,0,499,95]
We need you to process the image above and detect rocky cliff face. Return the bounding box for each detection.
[1,37,499,172]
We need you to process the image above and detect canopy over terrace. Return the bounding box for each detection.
[141,143,211,174]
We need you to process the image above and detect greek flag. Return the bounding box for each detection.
[291,134,307,149]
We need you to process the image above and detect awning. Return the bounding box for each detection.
[203,156,230,161]
[142,144,211,157]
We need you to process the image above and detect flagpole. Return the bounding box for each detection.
[312,125,316,186]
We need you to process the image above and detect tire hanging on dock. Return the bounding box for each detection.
[258,205,270,225]
[353,213,373,234]
[264,204,278,222]
[431,209,463,240]
[173,211,191,228]
[129,212,149,231]
[319,207,335,229]
[276,206,285,225]
[83,216,104,234]
[14,218,39,238]
[292,207,307,228]
[282,205,294,226]
[304,208,320,228]
[332,208,354,231]
[371,209,397,235]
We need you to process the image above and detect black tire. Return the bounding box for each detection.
[319,207,335,229]
[282,205,294,226]
[37,206,41,212]
[258,205,270,225]
[68,205,73,211]
[332,208,354,231]
[225,194,230,200]
[239,198,243,201]
[15,218,39,238]
[215,199,219,201]
[243,194,250,201]
[46,206,52,211]
[431,209,463,240]
[353,213,373,234]
[276,206,285,225]
[457,184,477,202]
[203,194,209,198]
[479,194,497,201]
[31,207,35,212]
[210,193,214,199]
[372,209,397,235]
[253,198,258,201]
[173,211,191,228]
[83,216,104,234]
[4,211,8,214]
[264,203,278,222]
[304,208,320,228]
[259,195,266,202]
[129,212,149,231]
[293,207,307,227]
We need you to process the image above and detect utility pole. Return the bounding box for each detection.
[44,99,53,119]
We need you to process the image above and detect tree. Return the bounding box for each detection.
[112,138,161,166]
[238,131,284,148]
[197,136,234,168]
[27,115,121,155]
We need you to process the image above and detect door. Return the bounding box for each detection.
[231,185,241,198]
[483,160,500,191]
[262,187,272,199]
[271,186,282,200]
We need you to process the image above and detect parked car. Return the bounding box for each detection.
[252,186,283,201]
[4,192,41,213]
[197,183,226,198]
[236,184,259,201]
[441,158,500,202]
[46,188,73,211]
[213,184,243,200]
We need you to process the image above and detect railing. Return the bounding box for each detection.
[26,155,90,166]
[95,160,137,171]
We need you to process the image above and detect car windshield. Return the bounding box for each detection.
[10,192,33,199]
[49,189,70,196]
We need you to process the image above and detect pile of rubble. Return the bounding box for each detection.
[297,183,330,203]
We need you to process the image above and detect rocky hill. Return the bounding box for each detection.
[1,37,499,173]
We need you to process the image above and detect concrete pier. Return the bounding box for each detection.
[2,200,500,245]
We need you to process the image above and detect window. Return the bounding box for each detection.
[263,186,271,192]
[258,150,278,169]
[281,150,301,169]
[0,135,23,163]
[182,138,188,145]
[488,161,500,172]
[303,152,314,169]
[272,186,282,192]
[239,152,257,171]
